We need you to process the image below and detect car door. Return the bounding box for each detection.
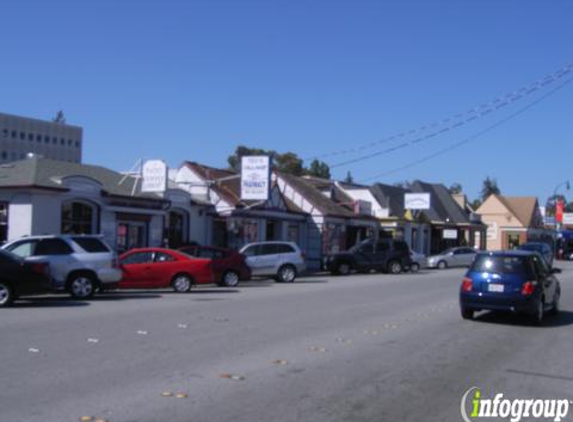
[8,238,74,286]
[149,252,179,288]
[120,251,155,288]
[532,254,556,307]
[242,244,264,276]
[256,244,281,275]
[372,242,390,271]
[352,242,375,271]
[459,248,477,267]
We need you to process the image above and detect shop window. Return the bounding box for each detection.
[61,201,98,235]
[0,202,8,244]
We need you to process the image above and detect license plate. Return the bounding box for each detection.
[488,284,504,293]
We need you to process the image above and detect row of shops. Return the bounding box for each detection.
[0,156,489,270]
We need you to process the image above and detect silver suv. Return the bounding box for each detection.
[1,235,122,299]
[239,241,306,283]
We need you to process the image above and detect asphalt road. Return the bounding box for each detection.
[2,263,573,422]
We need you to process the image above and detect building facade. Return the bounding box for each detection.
[0,157,211,251]
[0,112,82,164]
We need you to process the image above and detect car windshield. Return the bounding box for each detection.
[470,255,531,275]
[441,248,454,255]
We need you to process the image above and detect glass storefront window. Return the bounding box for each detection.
[61,201,96,234]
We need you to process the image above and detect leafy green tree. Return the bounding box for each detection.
[306,159,331,179]
[344,171,354,184]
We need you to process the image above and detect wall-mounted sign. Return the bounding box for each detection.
[443,229,458,240]
[562,213,573,226]
[353,200,372,216]
[404,193,431,210]
[141,160,168,193]
[241,156,270,200]
[556,199,565,223]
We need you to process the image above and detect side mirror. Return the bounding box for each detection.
[551,268,562,274]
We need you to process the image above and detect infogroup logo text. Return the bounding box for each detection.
[461,387,571,422]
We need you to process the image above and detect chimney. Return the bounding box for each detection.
[452,193,467,210]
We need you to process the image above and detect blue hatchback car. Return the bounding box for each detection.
[459,251,561,324]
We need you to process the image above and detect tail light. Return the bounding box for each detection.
[32,262,50,276]
[461,277,473,292]
[521,281,538,296]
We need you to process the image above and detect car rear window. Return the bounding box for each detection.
[72,237,111,253]
[470,255,533,276]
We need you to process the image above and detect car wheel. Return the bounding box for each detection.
[531,298,544,325]
[410,263,420,273]
[437,261,447,270]
[337,262,351,276]
[172,274,193,293]
[388,260,402,275]
[461,307,474,320]
[0,281,14,308]
[221,271,240,287]
[277,265,297,283]
[69,274,96,299]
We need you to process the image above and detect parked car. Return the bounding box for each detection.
[325,238,412,275]
[459,251,560,324]
[239,242,306,283]
[0,250,52,307]
[409,251,427,273]
[178,245,251,287]
[119,248,212,292]
[517,242,554,267]
[1,235,122,299]
[427,247,476,269]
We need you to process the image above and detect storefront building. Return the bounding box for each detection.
[0,157,211,251]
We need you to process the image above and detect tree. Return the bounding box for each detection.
[227,146,319,177]
[448,183,463,194]
[227,146,272,172]
[480,176,500,202]
[470,199,482,211]
[274,152,304,176]
[306,159,331,179]
[344,171,354,184]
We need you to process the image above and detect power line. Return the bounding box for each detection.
[306,62,573,163]
[358,77,573,183]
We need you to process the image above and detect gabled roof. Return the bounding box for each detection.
[494,195,540,227]
[409,181,471,225]
[369,183,410,218]
[0,157,173,201]
[278,172,355,218]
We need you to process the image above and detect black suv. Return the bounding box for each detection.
[325,238,412,275]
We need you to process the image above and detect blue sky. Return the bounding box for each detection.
[1,0,572,204]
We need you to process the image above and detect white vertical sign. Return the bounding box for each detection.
[241,156,270,200]
[141,160,168,193]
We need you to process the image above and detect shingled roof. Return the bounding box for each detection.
[0,157,184,202]
[495,195,540,227]
[409,181,472,225]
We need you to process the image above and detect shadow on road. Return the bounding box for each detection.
[473,309,573,328]
[9,297,91,308]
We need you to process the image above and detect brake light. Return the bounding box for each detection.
[461,277,473,292]
[521,281,537,296]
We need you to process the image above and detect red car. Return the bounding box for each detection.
[119,248,212,292]
[178,245,251,287]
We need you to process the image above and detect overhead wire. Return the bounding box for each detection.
[358,77,573,183]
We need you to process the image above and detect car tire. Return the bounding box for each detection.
[437,261,448,270]
[0,281,14,308]
[221,271,240,287]
[410,263,420,273]
[531,297,544,325]
[388,260,402,275]
[461,307,474,320]
[172,274,193,293]
[68,274,96,299]
[336,262,351,276]
[277,265,297,283]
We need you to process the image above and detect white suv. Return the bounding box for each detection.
[240,241,306,283]
[2,235,122,299]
